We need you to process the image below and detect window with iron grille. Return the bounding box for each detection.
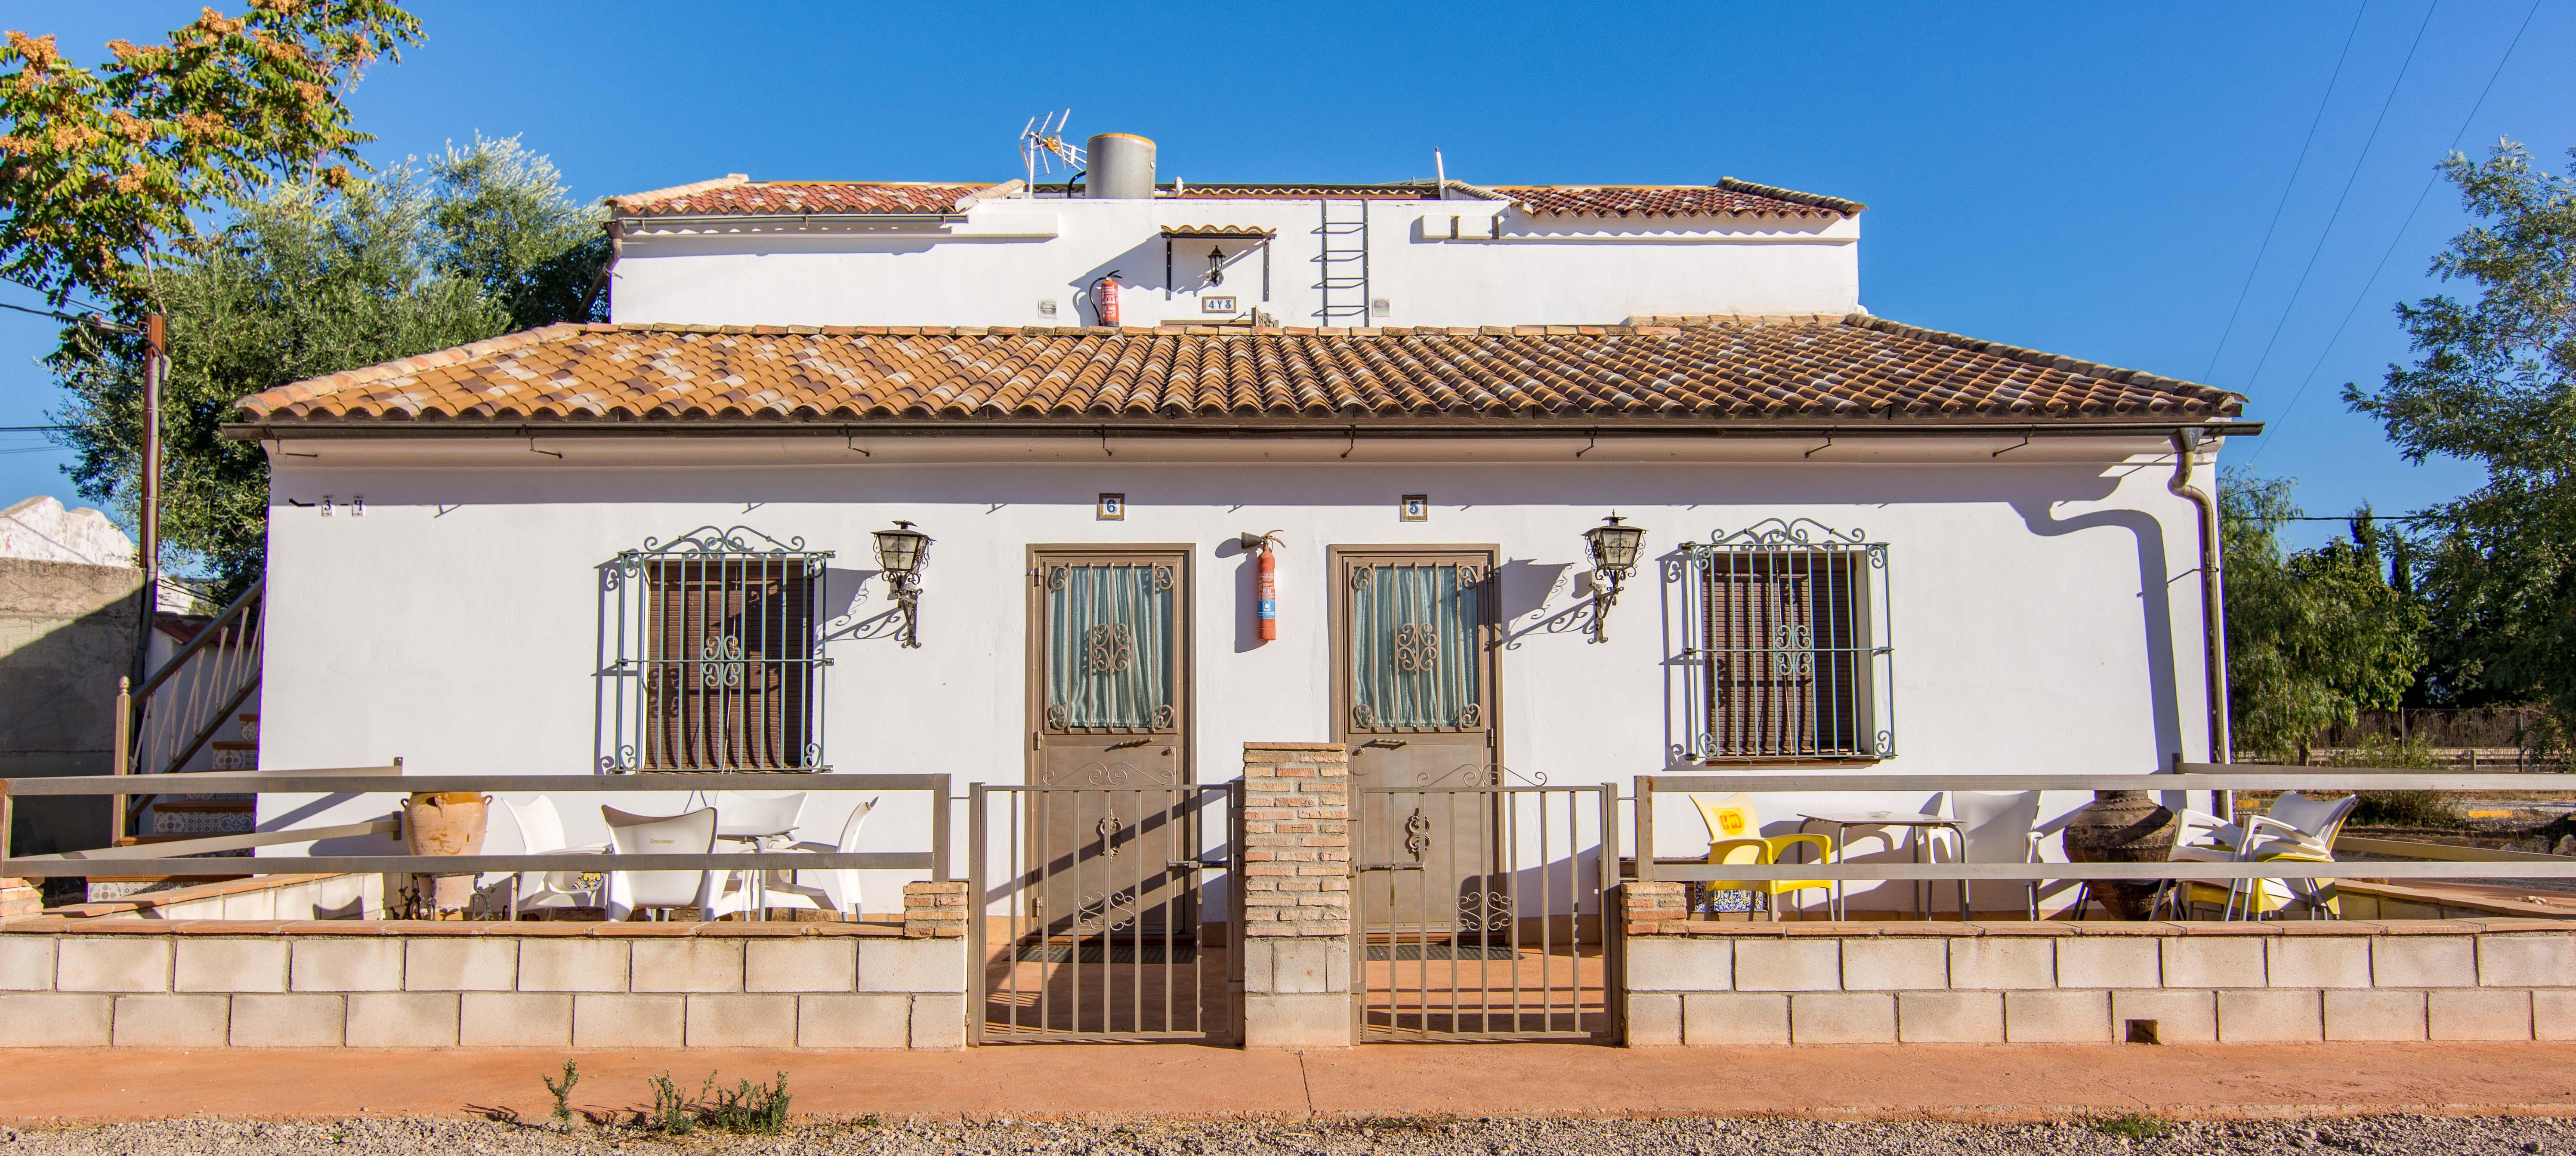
[602,527,832,772]
[1680,519,1894,761]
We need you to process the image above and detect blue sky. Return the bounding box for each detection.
[5,1,2570,549]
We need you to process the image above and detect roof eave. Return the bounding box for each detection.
[223,417,2261,442]
[615,212,967,234]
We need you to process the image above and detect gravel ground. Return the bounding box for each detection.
[4,1114,2575,1156]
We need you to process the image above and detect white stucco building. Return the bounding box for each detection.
[229,143,2251,916]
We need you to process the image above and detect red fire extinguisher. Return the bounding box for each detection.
[1246,531,1282,643]
[1090,271,1122,326]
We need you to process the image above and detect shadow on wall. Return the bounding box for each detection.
[2006,499,2185,766]
[0,558,145,855]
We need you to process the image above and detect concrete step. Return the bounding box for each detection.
[151,798,252,813]
[148,805,253,835]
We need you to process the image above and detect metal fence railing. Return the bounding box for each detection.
[1633,767,2576,893]
[2,768,949,882]
[969,783,1239,1043]
[1353,782,1615,1041]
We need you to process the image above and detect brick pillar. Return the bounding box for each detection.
[901,880,967,938]
[1620,880,1687,936]
[0,877,39,922]
[1237,741,1353,1048]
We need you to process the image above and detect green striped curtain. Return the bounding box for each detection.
[1350,564,1480,728]
[1046,564,1173,729]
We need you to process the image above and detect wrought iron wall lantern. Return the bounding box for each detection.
[872,520,933,648]
[1582,512,1647,644]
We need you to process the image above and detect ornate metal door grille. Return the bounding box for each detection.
[969,782,1241,1043]
[1351,780,1615,1042]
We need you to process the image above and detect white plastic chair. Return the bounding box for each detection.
[1931,790,2043,920]
[2157,795,2357,919]
[2233,792,2358,919]
[758,796,880,919]
[2242,792,2360,860]
[601,805,751,922]
[704,791,808,842]
[691,791,809,917]
[2153,808,2242,919]
[494,796,605,918]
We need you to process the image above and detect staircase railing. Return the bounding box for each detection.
[114,578,264,840]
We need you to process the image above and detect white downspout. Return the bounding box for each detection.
[2169,428,2233,818]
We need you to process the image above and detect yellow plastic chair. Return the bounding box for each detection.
[1690,792,1843,921]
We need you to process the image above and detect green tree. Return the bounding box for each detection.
[2222,469,2425,762]
[50,136,608,591]
[2347,139,2576,752]
[1,3,423,308]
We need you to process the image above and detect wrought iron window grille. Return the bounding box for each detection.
[600,526,833,773]
[1674,518,1894,761]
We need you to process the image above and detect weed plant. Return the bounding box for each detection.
[539,1060,581,1131]
[643,1069,793,1135]
[2094,1113,2172,1140]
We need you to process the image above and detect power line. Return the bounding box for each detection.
[0,301,86,325]
[0,274,110,318]
[2235,0,2440,397]
[2202,1,2371,383]
[2246,0,2542,465]
[2223,512,2442,521]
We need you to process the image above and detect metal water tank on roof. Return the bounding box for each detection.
[1086,133,1156,199]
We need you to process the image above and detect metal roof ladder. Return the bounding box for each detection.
[1315,199,1370,327]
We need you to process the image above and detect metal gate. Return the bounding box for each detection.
[1351,777,1615,1041]
[968,783,1240,1043]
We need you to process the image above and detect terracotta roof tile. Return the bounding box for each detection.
[612,179,1006,217]
[1492,178,1863,219]
[232,316,2238,428]
[609,177,1859,220]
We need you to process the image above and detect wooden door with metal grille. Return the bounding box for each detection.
[1025,547,1194,938]
[1330,547,1501,937]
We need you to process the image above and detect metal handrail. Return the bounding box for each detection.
[132,578,263,701]
[1632,767,2576,885]
[2,769,952,881]
[1636,861,2576,882]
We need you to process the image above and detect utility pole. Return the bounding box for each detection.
[127,313,164,698]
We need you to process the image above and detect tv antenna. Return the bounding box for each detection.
[1019,110,1084,191]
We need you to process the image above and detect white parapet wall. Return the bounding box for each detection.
[1618,882,2576,1045]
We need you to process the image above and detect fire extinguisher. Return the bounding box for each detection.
[1090,271,1122,326]
[1245,531,1282,643]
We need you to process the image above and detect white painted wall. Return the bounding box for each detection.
[610,196,1861,329]
[254,434,2218,916]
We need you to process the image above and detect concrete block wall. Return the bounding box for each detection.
[1619,882,2576,1046]
[1238,742,1352,1048]
[0,917,967,1050]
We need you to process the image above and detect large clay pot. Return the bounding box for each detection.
[2061,790,2178,920]
[401,791,491,916]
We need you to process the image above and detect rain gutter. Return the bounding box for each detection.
[225,419,2264,442]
